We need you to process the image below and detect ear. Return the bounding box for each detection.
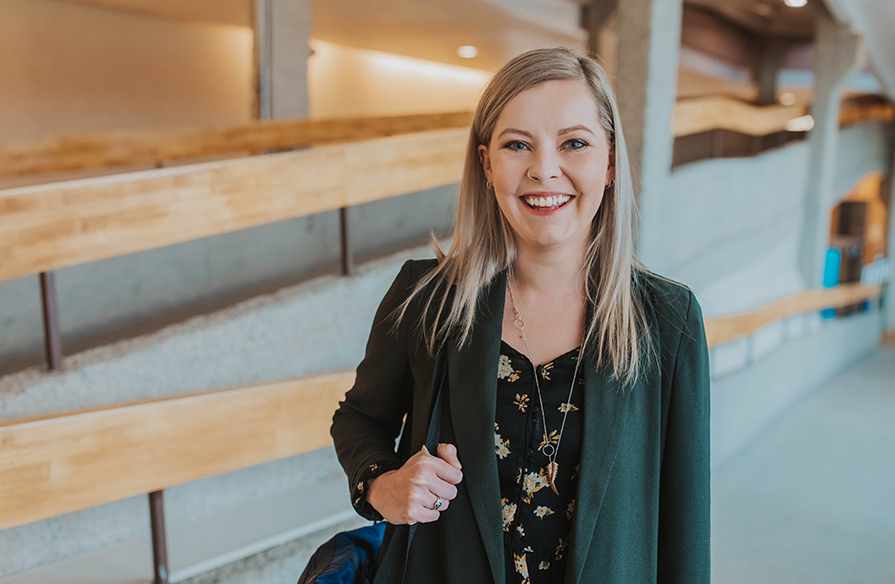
[606,143,616,186]
[477,144,492,183]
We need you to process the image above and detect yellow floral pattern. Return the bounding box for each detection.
[496,341,583,584]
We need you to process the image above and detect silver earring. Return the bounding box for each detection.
[486,180,493,190]
[606,179,615,189]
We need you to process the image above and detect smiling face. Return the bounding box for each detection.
[478,78,615,258]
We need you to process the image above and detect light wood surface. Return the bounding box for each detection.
[0,112,473,178]
[704,283,882,347]
[0,127,467,282]
[673,96,806,137]
[0,370,355,532]
[883,330,895,348]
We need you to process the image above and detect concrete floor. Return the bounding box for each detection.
[712,346,895,584]
[183,346,895,584]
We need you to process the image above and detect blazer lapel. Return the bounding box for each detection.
[447,269,506,584]
[564,313,633,584]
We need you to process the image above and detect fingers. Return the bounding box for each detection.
[420,445,463,485]
[437,443,463,470]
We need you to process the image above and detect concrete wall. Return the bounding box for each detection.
[650,120,891,318]
[0,245,433,576]
[0,0,255,144]
[0,186,458,366]
[308,40,490,118]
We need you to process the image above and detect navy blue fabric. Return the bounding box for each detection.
[298,523,386,584]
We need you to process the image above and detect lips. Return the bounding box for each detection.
[521,193,573,211]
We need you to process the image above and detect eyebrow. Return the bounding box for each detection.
[497,125,595,139]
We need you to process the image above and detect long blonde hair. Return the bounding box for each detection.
[398,46,662,388]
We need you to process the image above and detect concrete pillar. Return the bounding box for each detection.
[885,130,895,331]
[797,5,865,287]
[754,38,790,105]
[584,0,618,59]
[615,0,683,268]
[253,0,312,120]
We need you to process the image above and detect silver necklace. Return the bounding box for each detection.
[507,278,583,496]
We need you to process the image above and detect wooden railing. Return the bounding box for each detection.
[0,127,467,282]
[672,96,806,138]
[0,112,473,179]
[704,283,882,346]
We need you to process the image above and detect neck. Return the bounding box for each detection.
[510,239,588,296]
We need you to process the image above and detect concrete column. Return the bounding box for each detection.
[797,5,865,287]
[615,0,683,268]
[253,0,312,120]
[584,0,618,59]
[885,130,895,331]
[754,38,790,105]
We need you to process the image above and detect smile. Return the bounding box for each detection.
[521,194,573,211]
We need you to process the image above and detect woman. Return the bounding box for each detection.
[331,47,710,584]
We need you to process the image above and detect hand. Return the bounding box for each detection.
[367,443,463,525]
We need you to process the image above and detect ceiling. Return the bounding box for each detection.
[53,0,895,99]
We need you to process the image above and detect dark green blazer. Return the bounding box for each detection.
[331,259,710,583]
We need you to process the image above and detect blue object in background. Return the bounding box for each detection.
[821,247,841,319]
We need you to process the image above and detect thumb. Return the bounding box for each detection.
[437,443,462,470]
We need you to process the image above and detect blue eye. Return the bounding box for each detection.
[566,139,588,150]
[503,141,529,152]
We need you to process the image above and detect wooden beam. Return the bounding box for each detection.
[704,283,882,347]
[673,96,806,137]
[0,128,468,282]
[0,112,473,178]
[0,370,355,532]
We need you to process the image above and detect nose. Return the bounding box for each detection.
[526,150,561,182]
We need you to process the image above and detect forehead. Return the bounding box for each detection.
[495,78,601,132]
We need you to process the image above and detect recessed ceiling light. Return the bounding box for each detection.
[779,92,797,105]
[457,45,478,59]
[784,0,807,7]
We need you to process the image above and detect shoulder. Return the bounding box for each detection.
[634,269,704,350]
[400,258,440,284]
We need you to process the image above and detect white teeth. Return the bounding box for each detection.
[524,195,571,208]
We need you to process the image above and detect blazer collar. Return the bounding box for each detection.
[446,269,632,584]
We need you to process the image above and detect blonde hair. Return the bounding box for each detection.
[398,46,664,388]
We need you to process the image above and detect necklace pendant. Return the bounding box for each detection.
[546,461,560,495]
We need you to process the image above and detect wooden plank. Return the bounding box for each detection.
[673,96,806,137]
[704,283,882,347]
[882,330,895,348]
[0,370,355,532]
[0,112,473,178]
[0,127,468,282]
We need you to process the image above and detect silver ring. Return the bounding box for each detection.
[527,170,535,180]
[432,497,444,511]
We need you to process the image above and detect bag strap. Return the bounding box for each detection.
[374,347,448,583]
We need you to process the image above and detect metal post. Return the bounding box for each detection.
[149,490,169,584]
[39,271,63,371]
[339,207,353,276]
[711,129,724,159]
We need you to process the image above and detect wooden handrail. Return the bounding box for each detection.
[0,370,354,532]
[704,283,882,347]
[0,112,473,179]
[0,128,467,282]
[673,96,806,137]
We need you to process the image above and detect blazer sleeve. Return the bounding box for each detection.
[331,260,417,521]
[657,290,711,583]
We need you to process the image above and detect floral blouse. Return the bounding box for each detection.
[496,340,584,584]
